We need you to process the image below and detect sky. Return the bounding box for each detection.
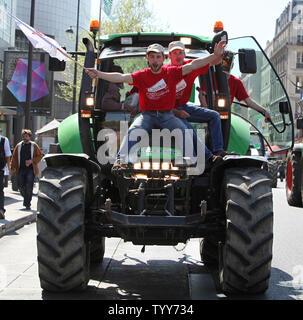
[91,0,291,49]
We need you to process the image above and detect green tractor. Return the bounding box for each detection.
[36,31,294,294]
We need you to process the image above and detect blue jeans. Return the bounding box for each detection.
[176,104,223,152]
[118,110,212,162]
[17,167,35,208]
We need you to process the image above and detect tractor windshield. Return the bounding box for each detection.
[228,36,294,153]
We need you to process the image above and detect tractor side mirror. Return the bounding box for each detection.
[210,31,228,53]
[279,101,289,114]
[238,49,257,74]
[297,118,303,129]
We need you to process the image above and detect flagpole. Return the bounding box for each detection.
[72,0,81,114]
[98,0,102,63]
[25,0,35,130]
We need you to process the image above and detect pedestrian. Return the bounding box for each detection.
[85,40,226,169]
[10,129,43,210]
[0,128,12,219]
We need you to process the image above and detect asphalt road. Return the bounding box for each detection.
[0,180,303,301]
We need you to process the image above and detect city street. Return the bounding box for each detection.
[0,180,303,301]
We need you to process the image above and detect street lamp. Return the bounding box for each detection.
[66,0,80,115]
[65,25,88,34]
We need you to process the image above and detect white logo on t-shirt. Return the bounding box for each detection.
[147,79,167,93]
[176,79,187,93]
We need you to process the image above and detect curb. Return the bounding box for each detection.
[0,213,37,238]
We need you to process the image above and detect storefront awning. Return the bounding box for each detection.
[0,107,17,115]
[36,119,60,135]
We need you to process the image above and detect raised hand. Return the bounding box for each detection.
[214,40,227,58]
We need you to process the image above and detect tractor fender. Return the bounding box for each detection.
[215,155,266,169]
[210,155,267,188]
[43,153,101,201]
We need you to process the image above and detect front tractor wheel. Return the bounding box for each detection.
[220,167,273,294]
[286,151,302,207]
[36,167,90,292]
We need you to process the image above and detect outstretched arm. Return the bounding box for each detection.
[85,68,133,84]
[182,40,226,76]
[244,97,271,122]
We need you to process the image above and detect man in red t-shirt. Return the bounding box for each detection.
[227,73,271,122]
[167,41,226,157]
[86,40,225,168]
[199,51,271,122]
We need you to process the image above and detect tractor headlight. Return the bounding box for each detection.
[161,162,170,170]
[152,162,161,170]
[135,174,148,180]
[85,92,95,107]
[218,98,226,108]
[133,162,141,170]
[132,161,179,172]
[142,162,151,170]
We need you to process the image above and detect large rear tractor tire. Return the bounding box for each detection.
[90,236,105,265]
[36,167,90,292]
[286,151,302,207]
[220,167,273,294]
[267,160,278,188]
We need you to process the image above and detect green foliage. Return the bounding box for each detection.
[101,0,163,33]
[113,57,147,98]
[57,0,167,104]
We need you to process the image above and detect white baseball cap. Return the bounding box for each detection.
[168,41,185,53]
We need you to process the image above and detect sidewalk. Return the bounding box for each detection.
[0,181,38,238]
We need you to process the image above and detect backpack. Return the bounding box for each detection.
[0,137,6,169]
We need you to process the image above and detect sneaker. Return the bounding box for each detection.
[213,150,238,157]
[111,159,133,174]
[0,209,5,219]
[25,206,31,210]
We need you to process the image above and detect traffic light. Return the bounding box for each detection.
[49,48,66,71]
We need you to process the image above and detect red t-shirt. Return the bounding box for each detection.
[200,73,250,104]
[228,74,249,103]
[165,60,209,107]
[131,66,183,111]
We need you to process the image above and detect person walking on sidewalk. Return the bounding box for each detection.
[0,128,12,219]
[10,129,43,210]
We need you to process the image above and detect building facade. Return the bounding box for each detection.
[269,0,303,138]
[16,0,92,52]
[0,0,16,106]
[0,0,16,143]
